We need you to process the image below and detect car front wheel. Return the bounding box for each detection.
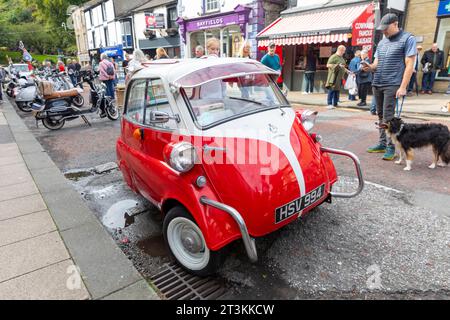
[163,206,223,276]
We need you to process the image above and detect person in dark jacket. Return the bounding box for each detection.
[355,49,373,107]
[420,43,443,94]
[303,49,317,94]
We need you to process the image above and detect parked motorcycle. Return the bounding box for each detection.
[15,74,84,113]
[32,71,119,130]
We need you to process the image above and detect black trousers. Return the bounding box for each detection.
[358,82,371,103]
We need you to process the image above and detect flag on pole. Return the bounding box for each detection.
[19,41,33,62]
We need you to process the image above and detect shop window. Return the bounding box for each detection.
[167,6,178,29]
[436,18,450,78]
[121,20,133,48]
[205,0,219,13]
[104,27,109,47]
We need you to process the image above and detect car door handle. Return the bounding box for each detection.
[203,145,227,152]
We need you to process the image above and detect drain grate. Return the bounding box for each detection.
[150,262,225,300]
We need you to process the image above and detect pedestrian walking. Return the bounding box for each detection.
[348,50,361,101]
[261,42,282,88]
[363,13,416,161]
[194,46,205,58]
[122,53,131,75]
[57,60,66,72]
[238,40,252,59]
[67,59,77,87]
[206,38,221,57]
[111,57,119,86]
[420,43,443,94]
[304,49,317,94]
[99,53,116,100]
[325,45,347,109]
[73,59,83,89]
[155,47,170,60]
[125,49,148,84]
[407,45,422,96]
[356,49,373,107]
[0,66,6,104]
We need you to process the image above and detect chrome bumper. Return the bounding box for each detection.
[199,196,258,263]
[320,147,364,198]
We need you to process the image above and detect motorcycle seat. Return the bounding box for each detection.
[44,88,80,100]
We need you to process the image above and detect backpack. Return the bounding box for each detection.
[106,63,115,76]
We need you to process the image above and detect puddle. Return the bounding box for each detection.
[102,199,140,229]
[64,170,93,181]
[137,235,169,257]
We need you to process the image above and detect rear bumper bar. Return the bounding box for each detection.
[320,147,364,198]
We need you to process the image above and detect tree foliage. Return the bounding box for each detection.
[0,0,88,55]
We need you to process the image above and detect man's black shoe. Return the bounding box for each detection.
[357,102,367,106]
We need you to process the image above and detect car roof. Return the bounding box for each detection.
[132,57,278,86]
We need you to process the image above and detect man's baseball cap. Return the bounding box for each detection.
[268,42,276,48]
[377,13,399,31]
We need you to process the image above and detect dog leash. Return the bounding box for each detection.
[395,96,406,118]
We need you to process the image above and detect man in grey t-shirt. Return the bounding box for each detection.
[363,13,416,161]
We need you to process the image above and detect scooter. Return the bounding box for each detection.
[32,72,119,130]
[15,76,84,113]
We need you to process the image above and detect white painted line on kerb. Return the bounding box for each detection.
[365,181,403,194]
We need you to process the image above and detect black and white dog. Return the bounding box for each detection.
[379,118,450,171]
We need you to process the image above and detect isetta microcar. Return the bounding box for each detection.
[117,57,364,276]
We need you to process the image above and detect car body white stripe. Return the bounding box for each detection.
[195,108,306,197]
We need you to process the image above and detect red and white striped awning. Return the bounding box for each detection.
[258,33,349,47]
[257,4,369,47]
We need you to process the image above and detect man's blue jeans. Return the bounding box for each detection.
[327,90,339,106]
[422,71,437,91]
[103,80,115,100]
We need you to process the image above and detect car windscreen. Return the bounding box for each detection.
[182,73,289,129]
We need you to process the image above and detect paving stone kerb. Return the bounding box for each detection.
[1,100,159,300]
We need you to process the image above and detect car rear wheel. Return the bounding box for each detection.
[163,206,223,276]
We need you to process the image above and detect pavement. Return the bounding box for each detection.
[288,91,450,117]
[0,99,159,300]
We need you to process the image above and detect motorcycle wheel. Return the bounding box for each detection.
[16,101,33,113]
[73,95,84,108]
[106,103,119,121]
[42,117,65,130]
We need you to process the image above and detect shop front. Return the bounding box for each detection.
[257,2,375,92]
[177,5,252,58]
[435,0,450,86]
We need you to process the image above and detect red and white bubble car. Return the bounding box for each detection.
[117,57,364,275]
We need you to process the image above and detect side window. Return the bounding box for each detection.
[125,80,146,123]
[144,79,178,130]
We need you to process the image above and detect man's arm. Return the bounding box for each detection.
[362,58,378,72]
[396,55,415,97]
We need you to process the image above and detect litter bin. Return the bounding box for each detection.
[115,84,126,109]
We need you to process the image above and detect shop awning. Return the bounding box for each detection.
[257,4,370,47]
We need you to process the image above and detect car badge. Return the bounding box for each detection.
[269,124,278,134]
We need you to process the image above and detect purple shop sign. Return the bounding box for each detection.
[186,13,241,31]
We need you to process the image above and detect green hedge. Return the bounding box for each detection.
[0,51,75,65]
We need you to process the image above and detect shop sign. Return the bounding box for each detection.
[78,53,90,62]
[352,3,375,58]
[99,45,124,58]
[437,0,450,17]
[145,13,165,29]
[270,30,331,39]
[185,13,241,31]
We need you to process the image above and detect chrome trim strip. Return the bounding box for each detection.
[199,196,258,263]
[320,147,365,198]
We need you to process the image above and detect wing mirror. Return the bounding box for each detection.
[148,110,180,124]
